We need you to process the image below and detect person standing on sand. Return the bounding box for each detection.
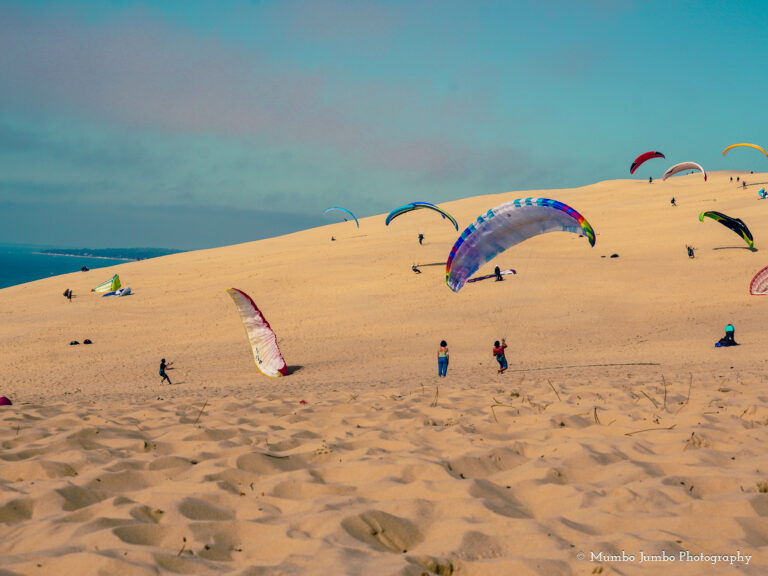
[495,266,503,281]
[437,340,449,377]
[159,358,174,384]
[418,233,424,245]
[671,197,677,207]
[493,339,508,374]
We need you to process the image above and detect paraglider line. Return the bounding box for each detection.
[505,362,659,373]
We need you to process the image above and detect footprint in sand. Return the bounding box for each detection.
[177,497,234,521]
[341,510,423,553]
[455,530,505,561]
[0,498,34,523]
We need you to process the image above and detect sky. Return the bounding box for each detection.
[1,0,767,250]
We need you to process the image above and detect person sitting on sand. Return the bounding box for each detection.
[724,323,736,345]
[493,339,508,374]
[437,340,449,377]
[686,245,695,259]
[159,358,174,385]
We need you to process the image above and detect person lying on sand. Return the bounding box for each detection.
[493,339,508,373]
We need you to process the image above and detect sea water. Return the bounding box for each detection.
[0,245,130,290]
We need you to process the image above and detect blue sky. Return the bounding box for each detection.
[1,0,767,249]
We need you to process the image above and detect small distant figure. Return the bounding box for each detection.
[411,264,421,274]
[730,177,733,182]
[717,323,738,347]
[686,245,695,259]
[437,340,449,377]
[81,265,89,272]
[743,181,747,189]
[159,358,174,385]
[63,288,73,301]
[670,197,677,207]
[493,339,508,374]
[331,236,336,241]
[649,176,653,184]
[494,265,503,281]
[737,177,740,182]
[725,323,735,344]
[418,233,424,245]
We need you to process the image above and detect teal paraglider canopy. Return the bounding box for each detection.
[385,201,458,231]
[323,207,359,228]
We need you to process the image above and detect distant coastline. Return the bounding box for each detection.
[32,251,135,261]
[34,247,184,261]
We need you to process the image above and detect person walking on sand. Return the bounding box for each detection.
[418,233,424,245]
[159,358,174,385]
[493,339,508,374]
[670,197,676,207]
[437,340,449,377]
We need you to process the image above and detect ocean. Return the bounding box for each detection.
[0,244,131,290]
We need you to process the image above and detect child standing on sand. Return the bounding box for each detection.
[493,339,508,373]
[437,340,449,377]
[159,358,174,385]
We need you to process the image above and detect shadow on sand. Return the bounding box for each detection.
[713,246,758,252]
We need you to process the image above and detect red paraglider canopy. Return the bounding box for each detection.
[630,151,665,175]
[749,265,768,295]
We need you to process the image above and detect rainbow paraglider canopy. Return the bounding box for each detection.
[445,198,595,292]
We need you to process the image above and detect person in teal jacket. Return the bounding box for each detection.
[724,323,735,345]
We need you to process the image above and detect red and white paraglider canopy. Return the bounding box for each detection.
[226,288,289,377]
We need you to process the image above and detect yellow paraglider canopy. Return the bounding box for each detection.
[722,143,768,158]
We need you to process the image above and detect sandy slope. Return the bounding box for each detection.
[1,172,767,575]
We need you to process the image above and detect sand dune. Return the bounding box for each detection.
[1,172,767,574]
